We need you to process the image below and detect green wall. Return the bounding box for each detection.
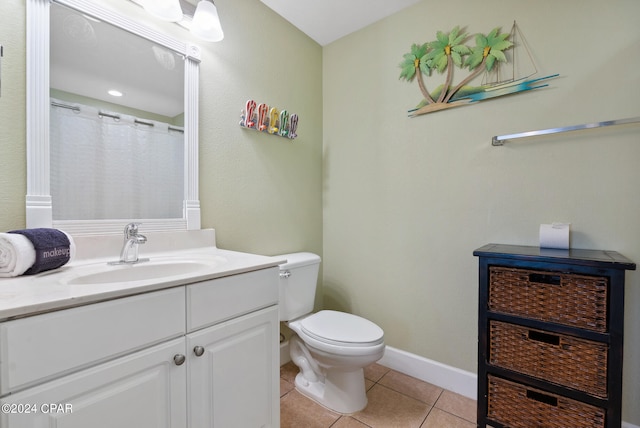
[322,0,640,424]
[0,0,26,229]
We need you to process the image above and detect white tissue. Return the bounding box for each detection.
[539,223,570,249]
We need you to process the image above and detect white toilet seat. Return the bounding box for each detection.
[290,310,384,356]
[300,310,384,345]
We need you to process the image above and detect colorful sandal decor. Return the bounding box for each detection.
[240,99,299,140]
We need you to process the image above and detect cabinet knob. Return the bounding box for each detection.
[173,354,186,366]
[193,346,205,357]
[280,270,291,278]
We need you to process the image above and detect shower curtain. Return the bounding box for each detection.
[50,99,184,221]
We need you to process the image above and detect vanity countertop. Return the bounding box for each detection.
[0,230,285,321]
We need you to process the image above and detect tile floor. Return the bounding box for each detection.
[280,362,477,428]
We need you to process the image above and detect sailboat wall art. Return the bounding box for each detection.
[400,22,558,117]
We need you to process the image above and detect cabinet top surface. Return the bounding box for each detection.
[473,243,636,271]
[0,247,284,321]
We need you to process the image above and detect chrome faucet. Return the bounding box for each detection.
[112,223,148,264]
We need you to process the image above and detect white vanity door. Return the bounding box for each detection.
[187,305,279,428]
[0,338,187,428]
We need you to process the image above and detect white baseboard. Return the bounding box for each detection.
[280,341,291,366]
[378,346,477,400]
[280,342,640,427]
[280,341,476,399]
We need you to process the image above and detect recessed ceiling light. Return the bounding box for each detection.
[108,89,123,97]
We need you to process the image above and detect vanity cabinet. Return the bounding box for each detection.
[187,306,279,427]
[186,268,280,428]
[0,338,187,427]
[474,244,635,428]
[0,267,279,428]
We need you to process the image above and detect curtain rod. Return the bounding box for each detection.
[98,111,120,121]
[492,116,640,146]
[134,118,154,127]
[51,100,184,132]
[51,101,80,112]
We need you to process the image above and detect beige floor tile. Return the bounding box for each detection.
[420,407,475,428]
[364,363,391,382]
[331,416,372,427]
[280,361,299,383]
[434,390,476,423]
[352,384,431,428]
[365,378,375,391]
[280,362,474,428]
[280,377,294,397]
[378,370,443,405]
[280,389,341,428]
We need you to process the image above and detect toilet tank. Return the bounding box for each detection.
[276,252,321,322]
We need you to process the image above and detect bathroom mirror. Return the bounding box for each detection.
[26,0,201,235]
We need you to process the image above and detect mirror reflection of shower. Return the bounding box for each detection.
[50,99,184,221]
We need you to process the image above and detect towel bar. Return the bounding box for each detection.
[492,116,640,146]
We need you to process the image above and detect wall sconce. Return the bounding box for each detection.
[143,0,183,22]
[190,1,224,42]
[131,0,224,42]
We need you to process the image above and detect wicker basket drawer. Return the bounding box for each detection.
[489,266,608,332]
[489,321,608,397]
[487,375,605,428]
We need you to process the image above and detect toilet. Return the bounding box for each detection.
[278,252,385,414]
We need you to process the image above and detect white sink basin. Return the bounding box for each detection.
[64,259,216,285]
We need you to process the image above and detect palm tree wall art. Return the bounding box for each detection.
[400,23,558,117]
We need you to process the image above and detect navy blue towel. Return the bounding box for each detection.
[8,228,71,275]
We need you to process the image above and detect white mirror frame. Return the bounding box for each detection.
[26,0,201,235]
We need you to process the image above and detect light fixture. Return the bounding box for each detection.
[108,89,124,97]
[142,0,183,22]
[190,1,224,42]
[131,0,224,42]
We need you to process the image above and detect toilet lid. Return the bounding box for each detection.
[300,310,384,346]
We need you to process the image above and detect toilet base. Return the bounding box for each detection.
[294,367,367,414]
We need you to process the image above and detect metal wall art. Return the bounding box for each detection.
[399,22,558,117]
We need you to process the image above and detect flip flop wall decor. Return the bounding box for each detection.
[240,99,299,140]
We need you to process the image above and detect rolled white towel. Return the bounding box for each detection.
[0,233,37,278]
[63,231,76,262]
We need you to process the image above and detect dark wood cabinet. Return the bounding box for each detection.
[474,244,635,428]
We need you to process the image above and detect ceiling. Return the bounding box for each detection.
[260,0,422,46]
[50,2,184,118]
